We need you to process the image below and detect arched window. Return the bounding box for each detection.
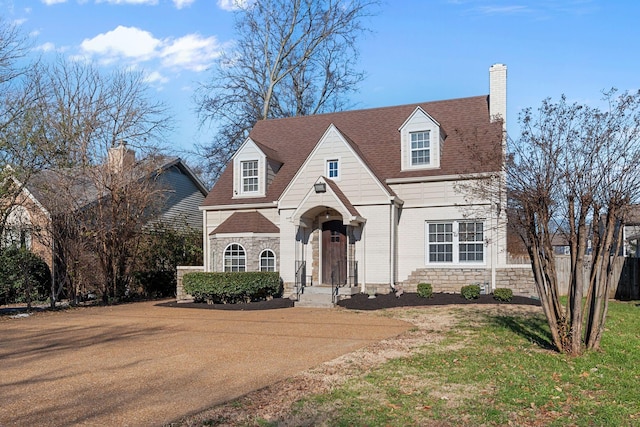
[259,249,276,272]
[224,243,246,272]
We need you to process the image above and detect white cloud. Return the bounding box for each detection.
[41,0,67,5]
[173,0,195,9]
[95,0,159,4]
[81,26,160,61]
[78,26,223,83]
[160,34,221,72]
[217,0,248,12]
[36,42,57,52]
[144,70,169,84]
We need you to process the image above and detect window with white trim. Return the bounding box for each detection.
[427,221,485,263]
[241,160,259,193]
[224,243,246,272]
[327,159,339,179]
[259,249,276,272]
[410,131,430,166]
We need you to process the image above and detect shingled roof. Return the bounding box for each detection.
[210,211,279,235]
[202,95,502,207]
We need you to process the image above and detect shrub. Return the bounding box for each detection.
[183,272,282,304]
[417,283,433,298]
[0,247,51,306]
[493,287,513,302]
[461,284,481,300]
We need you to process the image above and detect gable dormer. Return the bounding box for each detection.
[399,106,445,171]
[232,138,281,198]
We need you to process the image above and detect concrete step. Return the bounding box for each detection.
[295,292,334,308]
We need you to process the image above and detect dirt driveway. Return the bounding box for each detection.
[0,300,409,426]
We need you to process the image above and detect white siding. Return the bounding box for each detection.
[280,126,389,209]
[233,140,266,197]
[356,205,392,285]
[396,204,495,282]
[279,209,297,284]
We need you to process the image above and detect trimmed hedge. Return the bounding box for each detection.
[417,283,433,298]
[493,287,513,302]
[461,284,481,300]
[183,271,282,304]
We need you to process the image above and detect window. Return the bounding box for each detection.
[428,223,453,262]
[2,206,32,249]
[410,131,430,166]
[224,243,246,272]
[259,249,276,272]
[327,159,339,179]
[241,160,259,193]
[427,221,484,263]
[458,222,484,262]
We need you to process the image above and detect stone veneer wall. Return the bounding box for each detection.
[176,265,204,302]
[401,265,537,297]
[210,236,280,272]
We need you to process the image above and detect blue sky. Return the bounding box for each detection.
[3,0,640,156]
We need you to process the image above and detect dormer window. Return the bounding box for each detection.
[242,160,259,193]
[399,107,443,171]
[410,131,431,166]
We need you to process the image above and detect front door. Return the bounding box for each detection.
[322,220,347,285]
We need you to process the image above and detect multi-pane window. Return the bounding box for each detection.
[224,243,246,272]
[428,223,453,262]
[259,249,276,272]
[427,221,484,263]
[327,159,339,179]
[410,131,430,166]
[241,160,259,192]
[459,222,484,262]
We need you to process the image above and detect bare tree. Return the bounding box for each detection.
[25,60,173,305]
[196,0,377,183]
[507,91,640,355]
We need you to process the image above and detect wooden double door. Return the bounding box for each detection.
[322,220,347,285]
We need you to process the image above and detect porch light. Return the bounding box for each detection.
[314,182,326,193]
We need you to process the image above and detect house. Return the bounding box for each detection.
[2,145,207,291]
[196,64,533,304]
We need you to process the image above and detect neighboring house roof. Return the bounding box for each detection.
[25,156,207,214]
[210,211,279,235]
[203,95,502,207]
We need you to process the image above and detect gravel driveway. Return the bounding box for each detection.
[0,300,409,426]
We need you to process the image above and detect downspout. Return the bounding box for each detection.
[490,202,497,291]
[361,221,366,293]
[389,202,396,292]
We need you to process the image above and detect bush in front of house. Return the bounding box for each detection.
[493,287,513,302]
[417,283,433,298]
[183,271,282,304]
[461,284,481,300]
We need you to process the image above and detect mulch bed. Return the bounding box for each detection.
[158,292,540,311]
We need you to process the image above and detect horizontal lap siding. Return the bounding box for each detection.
[157,167,206,231]
[280,128,389,208]
[357,205,391,285]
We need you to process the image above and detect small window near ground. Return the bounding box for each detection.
[224,243,246,272]
[259,249,276,272]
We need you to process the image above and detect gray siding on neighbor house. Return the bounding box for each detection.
[157,165,206,231]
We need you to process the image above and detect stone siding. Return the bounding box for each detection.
[210,236,280,272]
[176,265,204,302]
[402,265,537,297]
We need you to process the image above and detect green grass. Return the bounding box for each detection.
[292,301,640,426]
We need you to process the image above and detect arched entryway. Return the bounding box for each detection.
[322,220,347,285]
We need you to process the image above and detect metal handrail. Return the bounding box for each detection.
[295,261,306,300]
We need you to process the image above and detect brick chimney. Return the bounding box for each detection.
[107,141,135,175]
[489,63,507,127]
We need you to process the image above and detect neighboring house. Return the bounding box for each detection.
[2,145,207,276]
[199,64,532,301]
[623,206,640,257]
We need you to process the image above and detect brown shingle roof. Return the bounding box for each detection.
[324,178,360,217]
[202,95,502,207]
[210,211,279,234]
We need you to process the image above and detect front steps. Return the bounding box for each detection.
[295,285,360,308]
